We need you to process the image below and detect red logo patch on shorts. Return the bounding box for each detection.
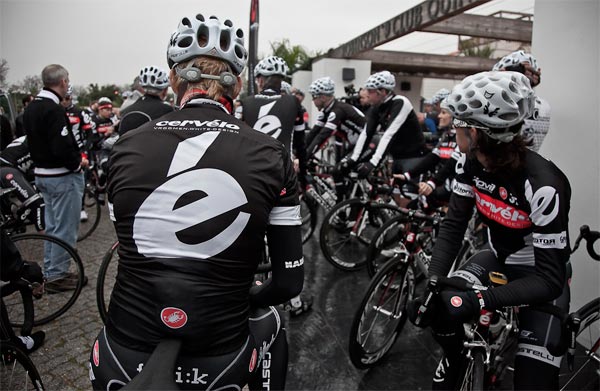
[499,187,508,200]
[161,307,188,329]
[280,188,287,196]
[450,296,463,308]
[5,173,13,180]
[93,340,100,366]
[249,348,258,372]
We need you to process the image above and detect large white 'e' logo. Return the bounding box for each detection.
[253,101,282,139]
[133,132,250,259]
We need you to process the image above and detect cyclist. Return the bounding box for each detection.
[0,136,45,231]
[410,71,571,390]
[119,65,174,135]
[88,97,119,204]
[344,71,425,179]
[1,230,45,353]
[89,14,304,391]
[492,50,549,152]
[305,76,366,200]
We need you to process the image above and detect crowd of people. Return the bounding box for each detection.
[0,10,570,391]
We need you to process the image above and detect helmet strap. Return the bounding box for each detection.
[175,63,237,87]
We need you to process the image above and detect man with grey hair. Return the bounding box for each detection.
[24,64,87,291]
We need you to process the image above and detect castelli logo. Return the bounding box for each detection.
[499,187,508,200]
[161,307,188,329]
[5,173,13,180]
[450,296,463,307]
[249,348,258,372]
[280,188,287,196]
[406,232,416,243]
[93,340,100,366]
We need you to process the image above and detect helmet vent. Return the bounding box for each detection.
[220,31,230,51]
[178,36,193,48]
[182,18,192,28]
[196,14,205,22]
[198,25,209,47]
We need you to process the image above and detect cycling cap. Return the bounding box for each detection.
[281,81,292,94]
[365,71,395,91]
[309,77,335,96]
[432,88,450,104]
[167,14,248,75]
[139,66,170,90]
[447,71,535,142]
[254,56,289,77]
[492,50,540,73]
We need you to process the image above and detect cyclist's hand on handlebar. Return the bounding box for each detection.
[393,173,406,181]
[439,289,484,322]
[335,157,356,175]
[418,182,434,196]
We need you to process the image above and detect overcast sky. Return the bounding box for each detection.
[1,0,533,87]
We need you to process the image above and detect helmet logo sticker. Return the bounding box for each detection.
[483,91,495,99]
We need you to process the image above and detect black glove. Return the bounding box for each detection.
[21,261,43,284]
[356,162,375,179]
[438,289,483,322]
[335,157,356,175]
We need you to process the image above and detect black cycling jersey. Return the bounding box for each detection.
[88,115,118,151]
[65,104,94,151]
[106,98,303,355]
[236,89,305,155]
[351,93,424,167]
[306,99,366,156]
[429,150,571,309]
[118,95,175,135]
[0,136,33,175]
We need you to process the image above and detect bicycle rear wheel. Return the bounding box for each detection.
[96,241,119,324]
[320,198,399,271]
[457,349,485,391]
[6,233,84,326]
[77,188,101,242]
[0,341,44,390]
[349,257,415,368]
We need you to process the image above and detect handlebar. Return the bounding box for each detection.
[571,224,600,261]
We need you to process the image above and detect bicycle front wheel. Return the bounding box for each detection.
[366,213,410,278]
[6,233,84,326]
[349,257,415,368]
[458,349,485,391]
[0,341,45,390]
[96,241,119,324]
[77,188,101,242]
[320,198,399,271]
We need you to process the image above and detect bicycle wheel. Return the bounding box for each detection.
[77,188,101,242]
[366,213,410,277]
[5,233,84,326]
[560,298,600,390]
[96,241,119,324]
[348,257,415,368]
[0,341,45,390]
[300,195,318,244]
[457,349,485,391]
[320,198,399,271]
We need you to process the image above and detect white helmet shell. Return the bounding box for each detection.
[492,50,540,73]
[447,71,535,141]
[309,77,335,96]
[254,56,289,77]
[365,71,395,91]
[167,14,248,75]
[280,81,292,94]
[139,66,170,90]
[432,88,451,104]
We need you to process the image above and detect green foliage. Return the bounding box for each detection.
[459,39,494,59]
[269,39,320,73]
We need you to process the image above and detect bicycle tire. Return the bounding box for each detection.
[300,195,318,244]
[320,198,399,271]
[6,233,84,326]
[0,341,45,390]
[77,188,101,242]
[560,298,600,390]
[96,241,119,324]
[366,213,411,278]
[458,349,485,391]
[348,257,415,368]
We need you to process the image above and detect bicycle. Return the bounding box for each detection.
[348,208,440,368]
[1,279,45,390]
[77,163,104,241]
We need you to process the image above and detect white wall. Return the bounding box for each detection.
[532,0,600,314]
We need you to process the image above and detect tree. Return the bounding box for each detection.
[269,39,316,74]
[459,37,494,59]
[0,59,8,89]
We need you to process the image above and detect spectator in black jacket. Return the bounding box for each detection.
[23,64,87,291]
[15,94,35,138]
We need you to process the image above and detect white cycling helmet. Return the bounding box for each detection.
[364,71,395,91]
[492,50,540,73]
[432,88,451,104]
[439,97,450,110]
[167,14,248,75]
[254,56,289,77]
[308,77,335,96]
[447,71,535,142]
[281,81,292,94]
[139,66,169,90]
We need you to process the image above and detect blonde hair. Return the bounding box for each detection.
[170,57,239,102]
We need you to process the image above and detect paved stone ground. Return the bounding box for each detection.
[28,204,116,390]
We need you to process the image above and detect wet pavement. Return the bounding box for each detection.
[24,205,440,390]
